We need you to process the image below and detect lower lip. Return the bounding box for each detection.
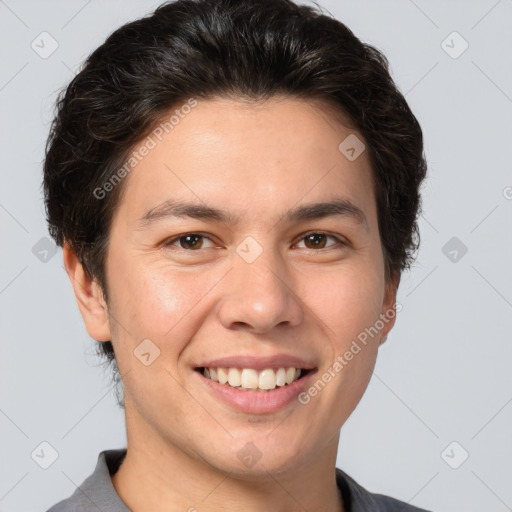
[194,369,316,414]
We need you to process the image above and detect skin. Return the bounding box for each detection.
[64,96,399,512]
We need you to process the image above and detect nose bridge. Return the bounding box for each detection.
[216,236,303,332]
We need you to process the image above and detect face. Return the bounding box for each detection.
[68,96,398,478]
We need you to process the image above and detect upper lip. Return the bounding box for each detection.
[195,354,317,372]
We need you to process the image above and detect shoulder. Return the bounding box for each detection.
[45,449,128,512]
[46,502,86,512]
[45,494,93,512]
[336,467,433,512]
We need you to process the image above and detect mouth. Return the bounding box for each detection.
[194,366,314,392]
[193,365,317,414]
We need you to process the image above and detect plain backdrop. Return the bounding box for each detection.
[1,1,511,511]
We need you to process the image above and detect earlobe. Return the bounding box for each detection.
[62,242,112,342]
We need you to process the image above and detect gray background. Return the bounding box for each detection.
[1,0,511,511]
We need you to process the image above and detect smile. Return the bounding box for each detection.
[198,366,309,391]
[194,366,316,414]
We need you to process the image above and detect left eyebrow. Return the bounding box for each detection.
[136,195,369,232]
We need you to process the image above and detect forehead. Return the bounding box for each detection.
[113,96,376,229]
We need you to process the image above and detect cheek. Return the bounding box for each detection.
[107,262,203,398]
[117,267,192,337]
[108,256,223,362]
[313,273,383,413]
[310,264,384,335]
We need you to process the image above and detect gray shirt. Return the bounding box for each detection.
[46,449,432,511]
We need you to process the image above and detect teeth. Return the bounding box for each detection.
[276,367,287,386]
[218,368,228,385]
[202,367,304,391]
[227,368,241,387]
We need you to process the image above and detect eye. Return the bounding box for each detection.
[163,233,216,251]
[294,232,346,250]
[163,231,347,252]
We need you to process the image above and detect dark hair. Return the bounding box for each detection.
[43,0,427,404]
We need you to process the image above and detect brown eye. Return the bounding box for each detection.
[165,233,215,250]
[179,234,203,249]
[163,231,346,253]
[296,232,345,250]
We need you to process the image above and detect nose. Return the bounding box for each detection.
[216,250,303,334]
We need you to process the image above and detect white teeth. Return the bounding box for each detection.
[218,367,228,385]
[227,368,241,387]
[276,367,287,386]
[258,369,276,390]
[241,368,259,389]
[202,366,304,391]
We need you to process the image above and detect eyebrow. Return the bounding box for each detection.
[136,195,369,232]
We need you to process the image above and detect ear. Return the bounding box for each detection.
[63,241,112,342]
[379,272,400,346]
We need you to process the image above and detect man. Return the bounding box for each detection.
[44,0,430,510]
